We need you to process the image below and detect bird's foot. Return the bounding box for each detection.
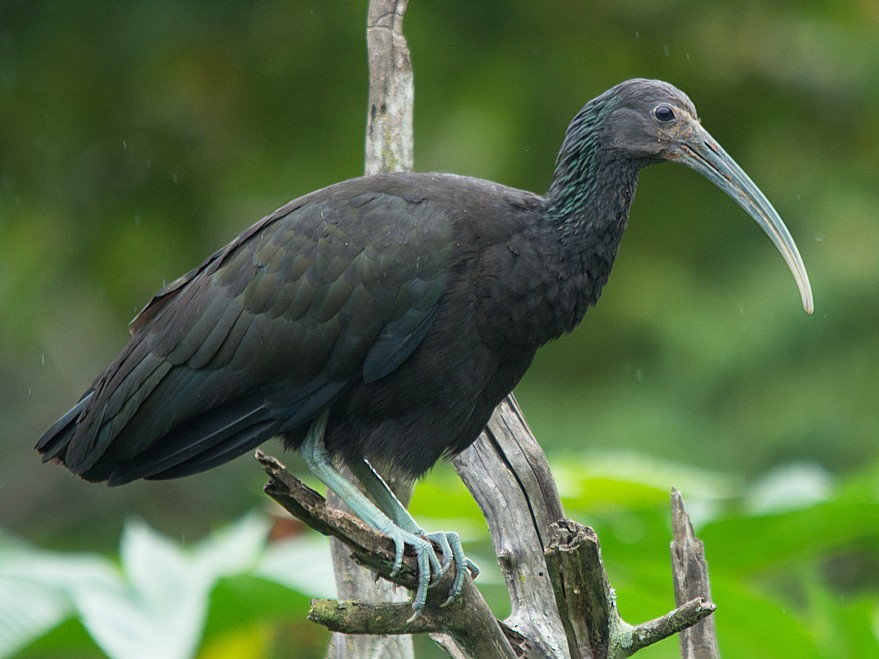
[382,526,479,620]
[418,530,479,608]
[381,525,444,619]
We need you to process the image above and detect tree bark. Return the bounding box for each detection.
[670,488,721,659]
[451,396,569,656]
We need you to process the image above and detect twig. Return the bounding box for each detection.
[619,598,716,655]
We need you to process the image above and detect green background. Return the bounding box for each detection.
[1,1,877,657]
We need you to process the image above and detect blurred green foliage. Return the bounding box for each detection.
[1,0,877,656]
[4,459,878,658]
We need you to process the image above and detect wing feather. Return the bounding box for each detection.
[37,175,455,482]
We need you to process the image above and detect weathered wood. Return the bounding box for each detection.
[670,488,721,658]
[542,517,716,659]
[310,588,517,659]
[258,451,718,657]
[453,395,569,657]
[543,520,614,659]
[364,0,413,175]
[455,404,719,659]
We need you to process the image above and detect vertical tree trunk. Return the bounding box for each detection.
[325,2,415,657]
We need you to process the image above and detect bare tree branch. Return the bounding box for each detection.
[543,520,614,658]
[621,598,716,656]
[454,405,720,658]
[257,451,517,658]
[365,0,413,175]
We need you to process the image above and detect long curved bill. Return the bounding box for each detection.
[674,125,814,314]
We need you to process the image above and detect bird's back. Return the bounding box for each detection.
[37,172,556,483]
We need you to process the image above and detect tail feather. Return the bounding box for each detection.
[105,394,277,484]
[37,345,351,485]
[142,418,281,481]
[69,358,173,474]
[35,392,94,464]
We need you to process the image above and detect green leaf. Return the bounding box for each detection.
[701,500,879,576]
[0,515,324,659]
[0,536,117,658]
[253,535,335,598]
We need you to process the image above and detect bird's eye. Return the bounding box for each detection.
[653,105,676,123]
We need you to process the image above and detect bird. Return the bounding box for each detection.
[37,79,813,615]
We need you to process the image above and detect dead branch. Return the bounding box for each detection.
[670,488,721,658]
[257,451,517,658]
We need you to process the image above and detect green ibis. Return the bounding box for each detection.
[37,79,813,614]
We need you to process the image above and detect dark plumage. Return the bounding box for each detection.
[37,79,812,611]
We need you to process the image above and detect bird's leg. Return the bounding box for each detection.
[299,410,442,617]
[349,459,479,606]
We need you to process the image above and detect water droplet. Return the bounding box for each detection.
[635,31,639,39]
[814,233,824,242]
[122,140,127,149]
[663,44,670,57]
[134,214,142,226]
[41,353,45,366]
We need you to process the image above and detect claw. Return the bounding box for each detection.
[421,530,453,576]
[383,528,446,616]
[418,530,479,608]
[439,531,473,607]
[388,527,407,577]
[382,528,479,615]
[414,540,433,611]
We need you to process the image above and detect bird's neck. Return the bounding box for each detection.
[546,151,639,237]
[545,105,641,232]
[540,128,642,334]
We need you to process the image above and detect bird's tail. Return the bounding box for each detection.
[35,390,94,469]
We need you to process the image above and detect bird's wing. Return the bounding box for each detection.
[43,182,454,482]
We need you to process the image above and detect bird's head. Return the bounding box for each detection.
[601,78,701,162]
[598,79,814,314]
